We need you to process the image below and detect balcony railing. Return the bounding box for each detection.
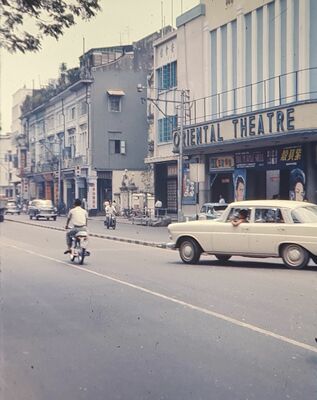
[185,66,317,126]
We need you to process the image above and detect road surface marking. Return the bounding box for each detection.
[5,242,317,355]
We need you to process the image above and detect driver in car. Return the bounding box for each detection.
[231,209,249,227]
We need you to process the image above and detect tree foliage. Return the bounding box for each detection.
[0,0,101,53]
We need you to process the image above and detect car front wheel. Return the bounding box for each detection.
[281,244,310,269]
[179,238,201,264]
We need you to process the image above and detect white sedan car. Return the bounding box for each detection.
[168,200,317,269]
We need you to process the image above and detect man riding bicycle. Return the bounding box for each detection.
[64,198,88,254]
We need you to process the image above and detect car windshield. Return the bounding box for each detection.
[200,205,213,214]
[291,206,317,223]
[34,200,53,207]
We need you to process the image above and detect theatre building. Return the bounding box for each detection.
[158,0,317,217]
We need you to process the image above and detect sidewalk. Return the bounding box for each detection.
[5,214,172,248]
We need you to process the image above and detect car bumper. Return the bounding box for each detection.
[166,242,177,250]
[37,213,57,218]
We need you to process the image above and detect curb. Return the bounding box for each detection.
[4,218,170,250]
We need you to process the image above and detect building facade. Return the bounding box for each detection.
[20,31,165,212]
[145,30,179,214]
[151,0,317,217]
[0,134,17,198]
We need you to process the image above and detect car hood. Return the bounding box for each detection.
[169,219,220,231]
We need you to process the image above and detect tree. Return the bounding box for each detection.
[0,0,101,53]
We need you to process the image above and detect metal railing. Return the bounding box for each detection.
[185,66,317,126]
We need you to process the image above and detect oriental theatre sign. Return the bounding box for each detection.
[173,102,317,149]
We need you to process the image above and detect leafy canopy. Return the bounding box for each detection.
[0,0,101,53]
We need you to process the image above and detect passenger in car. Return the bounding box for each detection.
[231,209,249,227]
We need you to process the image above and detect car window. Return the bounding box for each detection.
[291,206,317,223]
[213,205,227,212]
[32,200,53,207]
[254,208,284,223]
[226,208,251,222]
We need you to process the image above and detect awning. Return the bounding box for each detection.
[107,89,125,96]
[33,175,45,183]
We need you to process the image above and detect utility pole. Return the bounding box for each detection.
[177,90,185,222]
[58,135,62,209]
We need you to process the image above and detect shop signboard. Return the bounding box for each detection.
[235,145,303,170]
[173,102,317,150]
[209,155,235,171]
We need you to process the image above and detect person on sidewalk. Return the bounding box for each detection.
[155,199,162,218]
[64,198,88,254]
[219,195,226,204]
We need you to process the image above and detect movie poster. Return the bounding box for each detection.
[233,169,246,201]
[182,166,196,205]
[289,168,306,201]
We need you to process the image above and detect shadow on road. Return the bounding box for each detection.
[169,258,317,271]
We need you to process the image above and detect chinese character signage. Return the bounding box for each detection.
[210,156,234,171]
[235,145,303,170]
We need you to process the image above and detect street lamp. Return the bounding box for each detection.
[137,84,187,222]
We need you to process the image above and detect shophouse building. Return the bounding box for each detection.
[21,31,165,212]
[145,30,179,214]
[150,0,317,217]
[11,87,33,199]
[0,134,17,198]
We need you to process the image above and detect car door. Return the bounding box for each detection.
[248,207,285,256]
[212,207,251,254]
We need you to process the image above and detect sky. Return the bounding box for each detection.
[1,0,199,133]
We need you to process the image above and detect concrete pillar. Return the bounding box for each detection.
[237,9,246,113]
[203,21,212,122]
[227,22,234,114]
[263,4,270,108]
[203,22,211,99]
[298,0,310,100]
[251,10,258,110]
[286,0,295,102]
[216,27,223,117]
[274,0,282,106]
[75,178,79,199]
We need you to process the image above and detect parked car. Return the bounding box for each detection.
[168,200,317,269]
[28,199,57,221]
[5,201,21,215]
[198,203,228,220]
[0,199,6,222]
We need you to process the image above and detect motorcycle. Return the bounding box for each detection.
[104,214,116,229]
[69,230,90,264]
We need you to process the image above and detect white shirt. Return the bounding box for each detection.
[105,205,116,216]
[68,206,88,227]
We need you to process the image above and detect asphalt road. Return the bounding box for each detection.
[1,220,317,399]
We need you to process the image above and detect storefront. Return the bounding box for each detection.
[173,101,317,207]
[208,145,306,203]
[154,162,178,213]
